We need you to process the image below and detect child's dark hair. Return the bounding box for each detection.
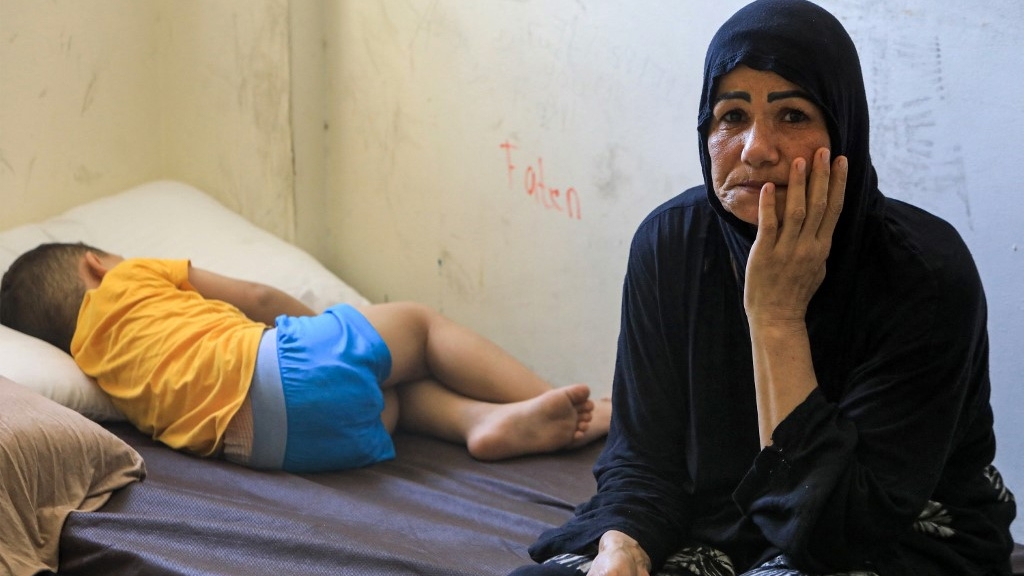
[0,242,106,354]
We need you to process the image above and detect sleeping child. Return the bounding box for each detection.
[0,242,610,472]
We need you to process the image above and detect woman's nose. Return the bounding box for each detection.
[740,120,780,167]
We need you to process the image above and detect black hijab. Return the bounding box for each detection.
[696,0,887,392]
[697,0,884,267]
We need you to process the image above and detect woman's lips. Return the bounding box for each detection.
[735,181,787,194]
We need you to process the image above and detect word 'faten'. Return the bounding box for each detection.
[500,140,581,220]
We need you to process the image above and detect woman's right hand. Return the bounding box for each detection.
[587,531,652,576]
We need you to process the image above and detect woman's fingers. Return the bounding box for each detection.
[778,156,807,244]
[746,149,847,318]
[806,148,832,235]
[774,148,846,245]
[819,154,847,242]
[756,181,779,241]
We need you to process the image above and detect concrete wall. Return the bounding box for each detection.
[0,0,294,239]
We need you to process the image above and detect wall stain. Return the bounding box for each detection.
[437,248,480,301]
[0,150,12,174]
[865,31,971,228]
[73,164,102,184]
[81,71,98,115]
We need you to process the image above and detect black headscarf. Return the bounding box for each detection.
[696,0,888,394]
[697,0,884,270]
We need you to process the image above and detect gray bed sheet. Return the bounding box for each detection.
[57,423,601,576]
[56,423,1024,575]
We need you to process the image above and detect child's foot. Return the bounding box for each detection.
[567,396,611,449]
[466,384,596,461]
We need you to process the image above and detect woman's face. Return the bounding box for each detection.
[706,65,831,225]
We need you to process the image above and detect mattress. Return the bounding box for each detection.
[57,424,601,576]
[59,425,1021,575]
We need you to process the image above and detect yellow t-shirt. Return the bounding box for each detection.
[71,259,266,456]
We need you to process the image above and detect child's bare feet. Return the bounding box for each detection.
[568,396,611,449]
[466,384,598,461]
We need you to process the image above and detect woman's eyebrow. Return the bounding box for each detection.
[713,89,812,104]
[714,91,751,103]
[767,89,811,103]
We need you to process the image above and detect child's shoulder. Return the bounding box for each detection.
[102,258,191,289]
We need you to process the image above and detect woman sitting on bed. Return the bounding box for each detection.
[510,0,1016,575]
[0,243,610,472]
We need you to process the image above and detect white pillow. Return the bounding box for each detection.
[0,325,120,421]
[0,180,369,421]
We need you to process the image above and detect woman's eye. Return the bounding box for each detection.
[782,109,810,123]
[719,109,745,123]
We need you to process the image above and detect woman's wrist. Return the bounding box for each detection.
[598,530,652,571]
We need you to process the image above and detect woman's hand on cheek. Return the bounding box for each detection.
[744,147,847,326]
[588,531,652,576]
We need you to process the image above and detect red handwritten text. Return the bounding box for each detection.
[500,140,581,220]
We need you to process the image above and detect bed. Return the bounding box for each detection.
[0,181,600,576]
[0,182,1019,575]
[55,424,600,575]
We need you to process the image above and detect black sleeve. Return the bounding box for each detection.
[733,218,993,572]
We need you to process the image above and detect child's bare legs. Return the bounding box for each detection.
[358,302,609,460]
[392,379,597,460]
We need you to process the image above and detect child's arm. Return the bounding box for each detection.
[187,266,316,324]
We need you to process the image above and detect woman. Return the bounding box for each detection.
[510,0,1016,574]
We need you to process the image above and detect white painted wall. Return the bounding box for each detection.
[0,0,294,240]
[0,0,163,226]
[316,0,1023,540]
[159,0,295,240]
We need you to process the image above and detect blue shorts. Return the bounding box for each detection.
[247,304,396,472]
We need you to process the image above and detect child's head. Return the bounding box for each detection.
[0,242,107,354]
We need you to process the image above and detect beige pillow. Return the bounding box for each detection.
[0,376,145,576]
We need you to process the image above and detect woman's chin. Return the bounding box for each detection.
[729,206,760,226]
